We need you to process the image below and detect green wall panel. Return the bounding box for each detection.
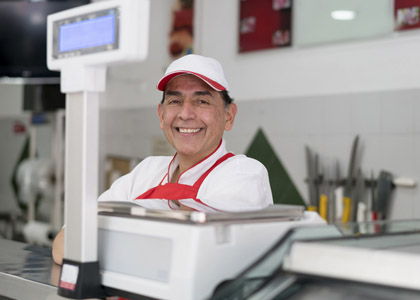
[245,128,305,206]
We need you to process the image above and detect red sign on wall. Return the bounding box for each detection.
[13,121,26,134]
[239,0,292,53]
[395,0,420,31]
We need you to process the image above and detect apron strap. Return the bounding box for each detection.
[135,152,235,201]
[192,152,234,189]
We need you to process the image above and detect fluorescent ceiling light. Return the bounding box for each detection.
[331,10,357,21]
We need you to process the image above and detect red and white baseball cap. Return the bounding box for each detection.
[157,54,230,92]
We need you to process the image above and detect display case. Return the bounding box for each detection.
[210,219,420,300]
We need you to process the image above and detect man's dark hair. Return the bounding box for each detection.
[161,90,234,108]
[220,90,234,107]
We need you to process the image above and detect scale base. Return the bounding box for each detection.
[58,259,105,299]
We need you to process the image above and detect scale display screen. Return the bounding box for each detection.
[59,14,115,52]
[52,8,120,59]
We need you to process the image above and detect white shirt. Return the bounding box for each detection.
[98,140,273,212]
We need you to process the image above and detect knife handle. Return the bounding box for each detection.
[319,194,328,221]
[342,197,352,223]
[307,205,317,212]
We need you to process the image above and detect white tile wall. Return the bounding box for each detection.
[413,135,420,217]
[100,88,420,220]
[321,96,353,135]
[381,94,415,134]
[378,135,415,175]
[415,102,420,133]
[390,188,415,219]
[349,93,381,134]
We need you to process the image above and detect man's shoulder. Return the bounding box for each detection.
[213,153,268,176]
[198,153,273,210]
[226,154,266,169]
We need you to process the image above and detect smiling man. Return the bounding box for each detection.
[97,54,273,212]
[52,54,273,265]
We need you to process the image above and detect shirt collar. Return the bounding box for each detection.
[166,139,228,185]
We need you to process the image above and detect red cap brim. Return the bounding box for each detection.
[157,71,226,91]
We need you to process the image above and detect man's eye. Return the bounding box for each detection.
[198,99,210,105]
[168,99,181,104]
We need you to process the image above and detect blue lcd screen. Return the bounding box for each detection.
[59,14,115,52]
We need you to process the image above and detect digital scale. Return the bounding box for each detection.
[46,1,325,299]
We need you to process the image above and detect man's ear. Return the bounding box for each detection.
[157,103,164,129]
[224,102,237,131]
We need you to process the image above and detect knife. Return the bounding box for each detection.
[314,153,320,211]
[377,170,393,220]
[342,135,359,223]
[354,168,366,222]
[305,146,317,211]
[318,158,328,221]
[333,160,342,223]
[371,170,378,222]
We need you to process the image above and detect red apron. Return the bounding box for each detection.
[135,152,234,210]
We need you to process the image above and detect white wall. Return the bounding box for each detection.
[0,84,24,117]
[197,0,420,101]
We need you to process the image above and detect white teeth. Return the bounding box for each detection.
[179,128,200,133]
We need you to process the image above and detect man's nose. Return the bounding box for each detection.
[178,101,196,120]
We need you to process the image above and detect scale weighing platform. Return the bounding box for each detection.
[95,202,323,300]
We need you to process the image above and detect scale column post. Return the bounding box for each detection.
[58,67,105,299]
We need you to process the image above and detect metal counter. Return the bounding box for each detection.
[0,238,60,300]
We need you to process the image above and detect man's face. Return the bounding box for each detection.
[158,74,237,165]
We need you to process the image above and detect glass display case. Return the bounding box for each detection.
[210,219,420,300]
